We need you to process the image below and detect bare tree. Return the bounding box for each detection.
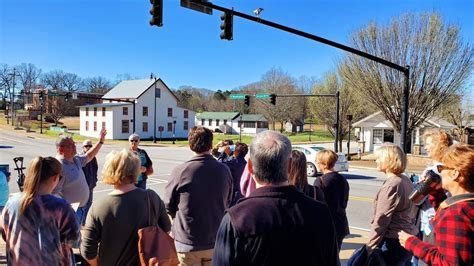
[17,63,42,93]
[83,76,112,93]
[437,95,473,143]
[309,71,376,150]
[42,70,66,91]
[256,68,304,132]
[340,13,473,136]
[17,63,42,105]
[62,72,82,92]
[0,64,12,100]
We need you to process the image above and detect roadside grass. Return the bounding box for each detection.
[0,114,335,146]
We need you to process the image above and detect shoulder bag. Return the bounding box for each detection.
[138,190,179,266]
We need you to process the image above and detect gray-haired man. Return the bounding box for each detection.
[212,130,340,266]
[53,128,107,224]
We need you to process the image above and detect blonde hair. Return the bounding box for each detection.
[316,149,338,170]
[20,157,62,214]
[375,144,407,175]
[101,149,141,185]
[423,129,453,161]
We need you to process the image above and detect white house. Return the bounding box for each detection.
[353,111,456,154]
[195,112,268,135]
[79,78,195,140]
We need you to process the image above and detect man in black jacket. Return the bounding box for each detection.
[212,130,340,266]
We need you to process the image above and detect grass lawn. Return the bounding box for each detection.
[0,113,334,146]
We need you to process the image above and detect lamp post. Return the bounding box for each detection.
[347,114,353,160]
[172,120,176,144]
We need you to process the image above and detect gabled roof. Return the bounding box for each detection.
[102,78,179,102]
[425,117,455,128]
[196,112,240,120]
[240,114,267,122]
[103,79,155,99]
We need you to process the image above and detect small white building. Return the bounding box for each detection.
[353,111,456,154]
[195,112,268,135]
[79,78,195,140]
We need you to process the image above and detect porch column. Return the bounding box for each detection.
[415,128,420,145]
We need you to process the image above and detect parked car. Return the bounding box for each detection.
[292,144,349,177]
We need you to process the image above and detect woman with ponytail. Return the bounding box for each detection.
[1,156,81,265]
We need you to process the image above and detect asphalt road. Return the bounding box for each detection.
[0,129,383,232]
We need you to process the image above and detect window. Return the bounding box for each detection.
[85,107,89,116]
[143,106,148,116]
[383,129,394,143]
[168,108,173,117]
[93,121,97,131]
[184,121,188,130]
[223,119,227,125]
[143,122,148,132]
[122,120,129,133]
[93,108,97,117]
[85,121,89,131]
[216,119,220,126]
[155,88,161,98]
[208,119,213,126]
[373,129,383,144]
[184,110,188,119]
[257,121,268,128]
[102,122,106,130]
[167,122,173,132]
[244,121,255,128]
[201,119,205,125]
[102,107,106,117]
[123,107,128,115]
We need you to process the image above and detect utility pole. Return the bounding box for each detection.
[334,91,340,152]
[9,68,20,128]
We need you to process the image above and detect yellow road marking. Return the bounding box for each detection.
[349,195,373,202]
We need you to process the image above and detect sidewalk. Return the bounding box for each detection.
[350,159,428,173]
[0,229,368,265]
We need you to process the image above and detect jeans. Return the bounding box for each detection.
[381,238,413,266]
[82,189,94,225]
[136,179,147,189]
[76,206,86,225]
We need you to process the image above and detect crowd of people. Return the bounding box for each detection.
[0,127,472,265]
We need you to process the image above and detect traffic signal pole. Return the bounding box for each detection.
[185,0,411,153]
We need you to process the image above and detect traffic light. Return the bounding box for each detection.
[270,94,276,105]
[244,95,250,106]
[149,0,163,27]
[220,12,233,40]
[65,93,70,102]
[39,91,44,101]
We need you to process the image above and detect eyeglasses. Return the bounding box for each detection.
[436,164,454,173]
[83,145,92,148]
[130,139,139,143]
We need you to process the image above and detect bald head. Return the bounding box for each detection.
[249,130,292,184]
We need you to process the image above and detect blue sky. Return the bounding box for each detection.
[0,0,473,91]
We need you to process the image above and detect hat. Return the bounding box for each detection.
[83,140,93,146]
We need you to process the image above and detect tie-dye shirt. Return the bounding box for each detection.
[1,193,81,266]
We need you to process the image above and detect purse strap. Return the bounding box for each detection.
[145,189,157,226]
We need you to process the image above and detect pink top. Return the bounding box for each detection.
[239,166,256,197]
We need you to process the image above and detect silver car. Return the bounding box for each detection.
[292,144,349,177]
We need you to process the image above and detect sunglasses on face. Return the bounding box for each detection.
[84,145,93,148]
[130,139,139,143]
[436,164,454,173]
